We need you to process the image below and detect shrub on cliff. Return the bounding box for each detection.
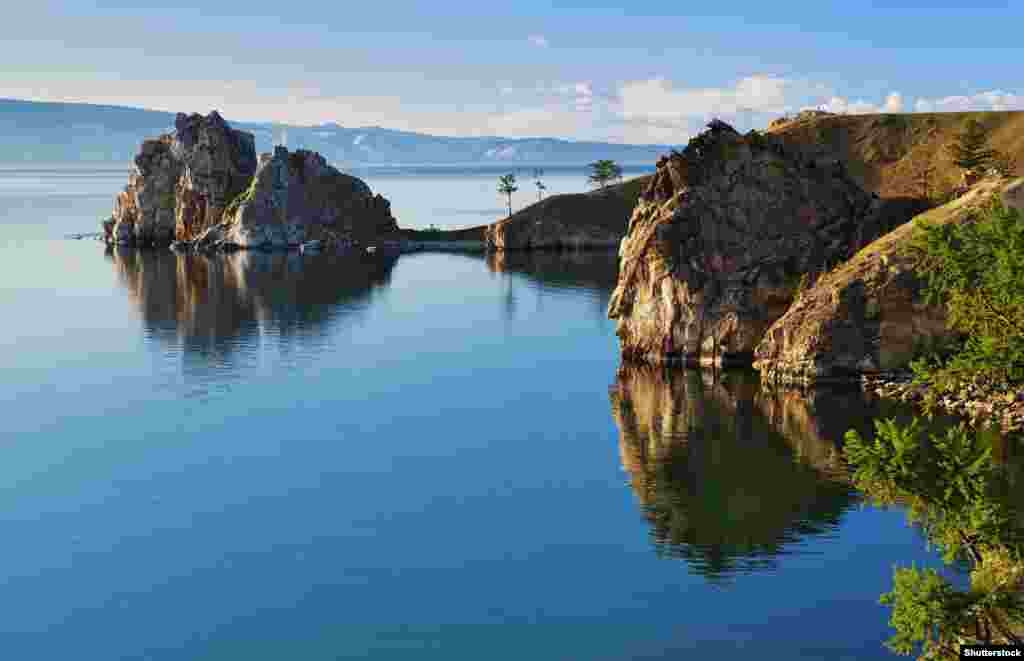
[910,198,1024,395]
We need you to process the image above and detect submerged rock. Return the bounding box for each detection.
[104,113,397,250]
[608,120,886,367]
[754,177,1024,385]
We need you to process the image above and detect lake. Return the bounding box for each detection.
[0,164,950,660]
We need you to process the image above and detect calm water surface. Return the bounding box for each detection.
[0,165,948,660]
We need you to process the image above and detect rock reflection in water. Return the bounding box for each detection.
[485,250,619,321]
[107,246,397,362]
[609,365,863,580]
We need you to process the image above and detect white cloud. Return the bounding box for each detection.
[914,90,1024,113]
[619,75,798,123]
[883,92,904,113]
[818,96,884,115]
[527,34,549,48]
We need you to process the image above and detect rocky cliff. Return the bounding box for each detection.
[105,112,397,250]
[192,146,398,251]
[608,120,887,367]
[754,176,1024,385]
[485,176,650,250]
[107,111,257,245]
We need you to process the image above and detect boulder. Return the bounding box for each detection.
[193,146,398,251]
[753,177,1024,385]
[608,120,886,367]
[107,111,257,245]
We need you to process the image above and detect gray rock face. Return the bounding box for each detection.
[194,146,398,251]
[608,120,887,367]
[106,111,257,245]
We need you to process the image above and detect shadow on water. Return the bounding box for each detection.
[106,246,398,362]
[608,365,936,582]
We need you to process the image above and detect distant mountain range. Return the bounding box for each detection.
[0,98,676,166]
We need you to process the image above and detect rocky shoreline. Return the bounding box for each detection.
[861,371,1024,432]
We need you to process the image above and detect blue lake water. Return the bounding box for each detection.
[0,164,950,660]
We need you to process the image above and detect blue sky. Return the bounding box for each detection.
[3,1,1021,143]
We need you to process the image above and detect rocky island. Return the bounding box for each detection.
[103,111,399,251]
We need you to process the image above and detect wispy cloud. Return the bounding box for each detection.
[914,90,1024,113]
[527,34,550,48]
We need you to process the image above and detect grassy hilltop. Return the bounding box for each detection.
[769,110,1024,200]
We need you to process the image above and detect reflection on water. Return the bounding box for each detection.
[610,365,865,580]
[485,250,618,322]
[106,246,397,362]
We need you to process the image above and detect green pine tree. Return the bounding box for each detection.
[497,174,518,216]
[588,159,623,189]
[947,119,996,173]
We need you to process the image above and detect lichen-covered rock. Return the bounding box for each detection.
[107,111,257,245]
[193,146,398,251]
[753,177,1024,385]
[608,120,886,367]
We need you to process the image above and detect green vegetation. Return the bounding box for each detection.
[909,198,1024,399]
[844,191,1024,658]
[948,119,996,173]
[497,173,517,216]
[844,420,1023,658]
[588,159,623,189]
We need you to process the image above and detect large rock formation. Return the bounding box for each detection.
[485,176,650,250]
[192,146,398,251]
[754,177,1024,385]
[107,111,257,245]
[608,120,886,367]
[105,112,397,250]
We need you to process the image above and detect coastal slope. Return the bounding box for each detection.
[770,110,1024,199]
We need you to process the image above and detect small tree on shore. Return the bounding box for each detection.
[497,174,518,216]
[588,159,623,189]
[948,119,996,173]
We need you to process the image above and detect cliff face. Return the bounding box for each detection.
[754,177,1024,385]
[484,176,650,250]
[193,146,398,251]
[608,120,886,367]
[105,112,397,250]
[108,111,257,245]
